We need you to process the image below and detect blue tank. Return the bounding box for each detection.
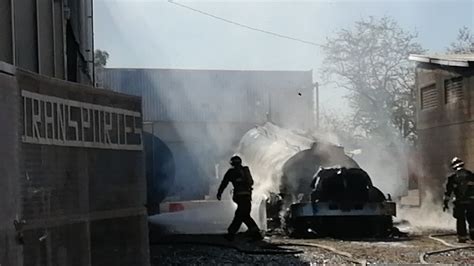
[143,132,175,214]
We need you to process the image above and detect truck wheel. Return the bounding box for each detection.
[284,218,307,238]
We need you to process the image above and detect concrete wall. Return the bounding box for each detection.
[0,62,149,266]
[0,62,22,266]
[416,64,474,201]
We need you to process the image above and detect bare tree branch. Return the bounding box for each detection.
[447,26,474,54]
[321,16,424,144]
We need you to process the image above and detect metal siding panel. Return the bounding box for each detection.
[103,69,313,128]
[87,0,94,85]
[53,0,65,79]
[64,0,92,85]
[37,0,55,76]
[0,0,13,63]
[14,0,39,72]
[67,0,81,43]
[79,0,86,56]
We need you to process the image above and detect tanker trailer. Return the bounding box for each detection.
[280,141,359,204]
[236,123,396,237]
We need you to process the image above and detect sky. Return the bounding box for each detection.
[94,0,474,112]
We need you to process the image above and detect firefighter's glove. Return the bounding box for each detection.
[217,193,222,201]
[443,199,449,212]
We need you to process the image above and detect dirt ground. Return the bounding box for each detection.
[150,231,474,265]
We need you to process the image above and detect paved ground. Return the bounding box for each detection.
[150,231,474,265]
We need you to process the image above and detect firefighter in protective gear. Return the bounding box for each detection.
[216,156,262,241]
[443,157,474,243]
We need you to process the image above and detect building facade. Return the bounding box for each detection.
[0,1,151,265]
[410,54,474,201]
[0,63,150,266]
[0,0,94,84]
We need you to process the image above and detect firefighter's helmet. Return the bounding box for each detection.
[230,155,242,166]
[451,157,465,170]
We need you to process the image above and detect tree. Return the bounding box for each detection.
[94,49,110,67]
[316,108,360,147]
[321,17,424,143]
[447,26,474,54]
[94,49,109,87]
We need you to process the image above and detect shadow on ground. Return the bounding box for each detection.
[149,224,308,265]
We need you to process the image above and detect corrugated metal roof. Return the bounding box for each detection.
[102,68,314,129]
[409,54,474,67]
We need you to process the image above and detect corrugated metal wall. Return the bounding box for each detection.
[102,68,314,200]
[0,0,93,84]
[37,0,55,77]
[14,0,39,73]
[0,1,14,64]
[102,68,314,129]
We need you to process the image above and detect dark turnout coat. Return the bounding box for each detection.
[444,168,474,239]
[217,166,254,198]
[445,169,474,203]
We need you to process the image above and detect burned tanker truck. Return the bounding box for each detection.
[237,123,396,237]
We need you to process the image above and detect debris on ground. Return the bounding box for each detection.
[150,231,474,265]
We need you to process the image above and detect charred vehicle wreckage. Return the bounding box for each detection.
[237,123,398,238]
[284,166,396,237]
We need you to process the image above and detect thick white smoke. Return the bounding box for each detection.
[232,123,313,229]
[236,122,422,232]
[398,192,455,232]
[236,123,313,199]
[237,122,412,203]
[353,139,409,200]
